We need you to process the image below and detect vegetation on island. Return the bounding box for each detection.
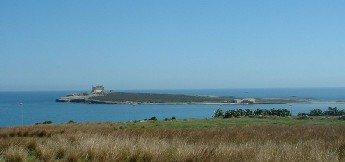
[86,92,307,104]
[90,92,235,103]
[255,98,309,104]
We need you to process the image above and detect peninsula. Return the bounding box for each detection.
[56,86,308,104]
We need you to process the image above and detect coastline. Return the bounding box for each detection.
[55,87,341,105]
[56,97,345,105]
[57,97,312,105]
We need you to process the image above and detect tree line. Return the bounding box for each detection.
[298,107,345,117]
[213,108,291,118]
[213,107,345,119]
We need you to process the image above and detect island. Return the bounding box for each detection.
[56,86,309,104]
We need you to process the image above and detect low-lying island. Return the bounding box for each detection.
[56,86,309,105]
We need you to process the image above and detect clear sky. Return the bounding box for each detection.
[1,1,345,91]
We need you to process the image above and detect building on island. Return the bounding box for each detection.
[91,85,105,94]
[56,85,106,102]
[241,98,256,104]
[234,98,256,104]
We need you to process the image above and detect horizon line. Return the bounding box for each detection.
[1,86,345,92]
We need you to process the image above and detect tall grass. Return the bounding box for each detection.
[2,146,27,162]
[0,120,345,161]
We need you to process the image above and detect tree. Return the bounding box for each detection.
[297,113,309,119]
[276,109,291,117]
[149,116,157,121]
[213,109,224,118]
[254,109,264,116]
[224,110,233,118]
[245,109,254,116]
[237,109,245,116]
[324,107,340,116]
[309,109,323,116]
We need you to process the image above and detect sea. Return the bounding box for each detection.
[1,87,345,127]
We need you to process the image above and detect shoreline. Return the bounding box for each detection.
[56,88,345,105]
[57,99,343,105]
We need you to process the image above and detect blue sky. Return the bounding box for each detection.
[1,1,345,91]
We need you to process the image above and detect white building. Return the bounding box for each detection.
[91,85,105,94]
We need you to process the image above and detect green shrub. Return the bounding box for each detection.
[338,116,345,120]
[213,109,224,118]
[42,121,53,124]
[216,108,291,118]
[67,120,76,124]
[297,113,310,120]
[149,116,157,121]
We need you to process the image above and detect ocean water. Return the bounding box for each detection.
[1,88,345,127]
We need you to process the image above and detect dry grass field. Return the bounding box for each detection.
[1,118,345,162]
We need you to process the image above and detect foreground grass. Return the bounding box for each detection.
[1,117,345,162]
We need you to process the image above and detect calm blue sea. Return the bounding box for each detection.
[1,88,345,127]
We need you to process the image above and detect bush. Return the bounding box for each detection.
[9,132,15,137]
[164,117,176,121]
[43,121,53,124]
[309,109,323,116]
[67,120,76,124]
[297,113,310,120]
[149,116,157,121]
[338,116,345,120]
[323,107,345,116]
[213,109,224,118]
[37,131,47,137]
[215,108,291,118]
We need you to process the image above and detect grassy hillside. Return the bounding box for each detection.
[1,118,345,162]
